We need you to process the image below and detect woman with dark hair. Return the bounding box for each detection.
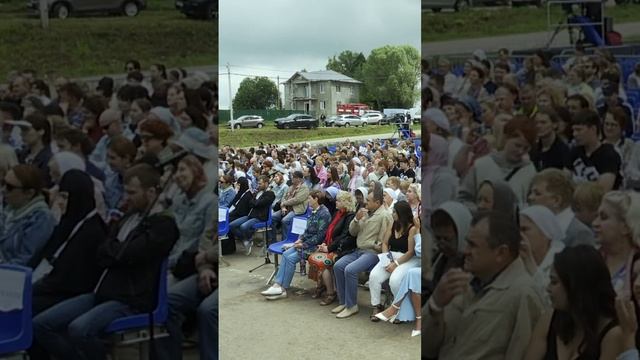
[31,170,106,313]
[16,113,54,187]
[228,176,253,222]
[603,107,634,166]
[325,166,341,189]
[525,245,625,359]
[368,200,420,321]
[177,106,208,131]
[308,166,322,190]
[0,164,55,266]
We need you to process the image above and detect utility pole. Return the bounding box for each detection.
[39,0,49,29]
[227,63,234,133]
[276,75,280,110]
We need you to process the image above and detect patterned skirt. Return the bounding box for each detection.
[307,252,337,281]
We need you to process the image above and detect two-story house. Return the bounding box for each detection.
[283,70,362,116]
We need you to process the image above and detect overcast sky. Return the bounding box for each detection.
[218,0,420,110]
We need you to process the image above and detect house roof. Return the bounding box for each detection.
[285,70,362,84]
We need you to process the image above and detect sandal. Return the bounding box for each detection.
[311,283,326,299]
[319,293,337,306]
[370,304,385,322]
[374,304,400,323]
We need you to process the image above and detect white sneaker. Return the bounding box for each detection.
[265,290,287,300]
[336,305,359,318]
[331,304,346,314]
[243,240,252,256]
[261,286,283,296]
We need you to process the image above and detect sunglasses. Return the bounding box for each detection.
[4,182,23,192]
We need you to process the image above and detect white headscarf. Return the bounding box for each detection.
[53,151,86,176]
[521,205,564,242]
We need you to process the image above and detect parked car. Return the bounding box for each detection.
[275,114,318,129]
[176,0,217,19]
[422,0,470,12]
[28,0,146,18]
[227,115,265,129]
[361,112,384,125]
[325,115,340,127]
[334,114,365,127]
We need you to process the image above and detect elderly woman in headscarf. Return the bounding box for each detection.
[48,151,107,222]
[475,179,519,216]
[424,201,473,299]
[424,134,458,220]
[518,205,565,305]
[348,163,364,194]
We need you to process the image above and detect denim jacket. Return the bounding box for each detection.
[168,187,216,268]
[218,186,236,208]
[0,195,55,266]
[300,205,332,256]
[104,168,124,211]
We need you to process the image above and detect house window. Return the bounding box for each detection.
[350,86,354,95]
[320,101,325,110]
[320,84,325,94]
[336,84,341,93]
[306,85,310,97]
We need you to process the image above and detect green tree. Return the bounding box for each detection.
[360,45,420,109]
[232,76,279,110]
[326,50,366,80]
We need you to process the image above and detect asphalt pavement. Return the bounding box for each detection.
[219,239,421,360]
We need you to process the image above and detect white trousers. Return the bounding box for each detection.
[368,252,420,306]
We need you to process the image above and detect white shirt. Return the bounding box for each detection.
[534,240,565,306]
[556,207,574,236]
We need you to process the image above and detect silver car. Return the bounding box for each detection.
[28,0,146,19]
[361,112,384,125]
[227,115,265,129]
[334,114,365,128]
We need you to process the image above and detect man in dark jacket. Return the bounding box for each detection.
[230,175,275,255]
[156,233,218,360]
[32,163,179,360]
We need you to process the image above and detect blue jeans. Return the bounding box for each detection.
[229,216,248,240]
[33,293,133,360]
[233,217,262,243]
[156,274,218,360]
[334,250,379,308]
[274,247,302,289]
[270,210,296,242]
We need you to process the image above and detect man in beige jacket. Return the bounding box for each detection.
[423,210,545,360]
[332,183,392,319]
[270,170,309,242]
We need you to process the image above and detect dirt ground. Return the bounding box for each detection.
[219,238,421,360]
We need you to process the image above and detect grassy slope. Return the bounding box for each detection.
[0,0,216,79]
[219,125,411,148]
[423,5,640,42]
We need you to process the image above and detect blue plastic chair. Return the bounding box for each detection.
[251,202,274,247]
[0,265,32,356]
[104,260,169,359]
[218,207,230,239]
[265,216,309,285]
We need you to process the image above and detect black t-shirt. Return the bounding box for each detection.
[531,136,571,171]
[400,168,416,182]
[569,143,622,189]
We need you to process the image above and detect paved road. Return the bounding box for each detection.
[423,22,640,55]
[219,245,421,360]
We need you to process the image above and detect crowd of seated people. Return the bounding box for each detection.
[219,138,423,336]
[0,62,219,360]
[421,47,640,359]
